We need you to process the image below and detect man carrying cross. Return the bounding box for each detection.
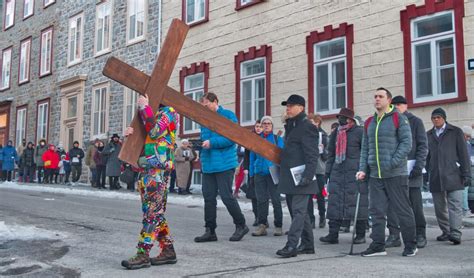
[121,94,179,270]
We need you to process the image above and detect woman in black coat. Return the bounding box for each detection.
[320,108,369,244]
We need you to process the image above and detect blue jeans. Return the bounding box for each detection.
[462,187,470,212]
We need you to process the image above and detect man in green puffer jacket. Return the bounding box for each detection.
[356,87,417,257]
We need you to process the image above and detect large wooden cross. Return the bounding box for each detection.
[102,19,281,167]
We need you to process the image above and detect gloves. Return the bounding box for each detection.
[298,177,312,187]
[409,167,423,179]
[463,177,472,188]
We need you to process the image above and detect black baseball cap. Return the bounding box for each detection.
[281,94,305,107]
[391,95,407,105]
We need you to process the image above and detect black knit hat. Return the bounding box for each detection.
[431,107,447,120]
[391,95,407,105]
[73,141,79,145]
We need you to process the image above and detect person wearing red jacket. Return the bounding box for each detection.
[42,144,60,184]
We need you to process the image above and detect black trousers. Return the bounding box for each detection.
[202,170,246,229]
[285,194,314,249]
[37,166,44,183]
[2,170,12,182]
[328,219,367,237]
[308,174,326,224]
[22,166,35,182]
[109,176,119,189]
[169,169,176,191]
[254,174,283,228]
[369,176,416,249]
[44,168,54,183]
[71,165,82,182]
[95,165,106,188]
[387,187,426,237]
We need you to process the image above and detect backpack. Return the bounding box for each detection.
[364,112,399,133]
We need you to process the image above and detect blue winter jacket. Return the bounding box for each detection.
[1,145,18,171]
[249,133,284,177]
[200,106,238,173]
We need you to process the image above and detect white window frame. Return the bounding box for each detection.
[183,73,204,134]
[313,37,347,115]
[16,107,27,147]
[95,0,113,56]
[23,0,34,19]
[126,0,147,45]
[123,87,138,131]
[68,13,84,66]
[410,11,457,104]
[4,0,15,29]
[40,27,53,76]
[185,0,206,25]
[91,84,110,139]
[239,57,266,126]
[19,38,31,84]
[191,169,202,186]
[37,101,49,141]
[43,0,54,8]
[1,48,12,90]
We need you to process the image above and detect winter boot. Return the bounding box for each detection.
[353,235,366,244]
[121,253,151,270]
[194,228,218,243]
[252,224,267,236]
[416,234,427,248]
[319,233,339,244]
[229,224,249,241]
[319,216,326,228]
[150,245,177,265]
[273,227,283,236]
[385,234,401,248]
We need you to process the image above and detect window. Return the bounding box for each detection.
[235,0,263,11]
[40,27,53,76]
[15,107,27,147]
[123,87,138,130]
[1,47,12,90]
[306,23,354,115]
[67,96,77,118]
[95,1,113,55]
[23,0,34,19]
[400,0,466,107]
[183,0,208,26]
[92,84,109,137]
[127,0,146,44]
[191,169,202,186]
[36,100,49,142]
[43,0,54,8]
[235,45,272,125]
[179,62,209,136]
[4,0,15,30]
[19,38,31,84]
[68,13,83,65]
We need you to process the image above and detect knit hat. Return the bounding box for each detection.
[73,141,79,145]
[391,95,407,105]
[111,133,120,139]
[260,116,273,124]
[462,126,473,136]
[431,107,447,120]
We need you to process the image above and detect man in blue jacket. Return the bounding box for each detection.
[194,93,249,243]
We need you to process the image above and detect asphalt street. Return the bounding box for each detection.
[0,186,473,277]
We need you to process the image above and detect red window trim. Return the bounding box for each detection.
[39,26,54,78]
[18,36,32,85]
[23,0,35,20]
[181,0,209,27]
[43,0,55,9]
[306,23,354,119]
[0,46,13,92]
[35,98,50,143]
[15,104,28,146]
[3,0,16,31]
[234,45,272,125]
[179,62,209,139]
[235,0,264,11]
[400,0,466,108]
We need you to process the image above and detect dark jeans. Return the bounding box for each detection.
[2,170,12,182]
[22,166,35,182]
[254,174,283,227]
[169,169,176,191]
[369,176,416,250]
[308,174,326,224]
[37,166,44,183]
[202,169,246,229]
[285,194,314,249]
[329,219,367,238]
[387,187,426,237]
[71,165,82,182]
[109,176,119,189]
[44,168,54,183]
[90,167,97,186]
[95,165,106,188]
[65,170,71,183]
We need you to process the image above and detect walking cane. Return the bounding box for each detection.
[342,180,362,256]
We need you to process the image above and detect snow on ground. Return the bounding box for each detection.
[0,221,65,242]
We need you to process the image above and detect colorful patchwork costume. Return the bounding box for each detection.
[122,104,179,270]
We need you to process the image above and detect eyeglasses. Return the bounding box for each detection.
[262,122,272,125]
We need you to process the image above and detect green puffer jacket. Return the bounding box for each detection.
[359,106,412,179]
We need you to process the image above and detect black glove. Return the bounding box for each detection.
[298,177,312,187]
[463,177,472,188]
[409,167,423,179]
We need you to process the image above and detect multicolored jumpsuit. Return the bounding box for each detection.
[136,104,179,256]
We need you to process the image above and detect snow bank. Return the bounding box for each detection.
[0,221,64,242]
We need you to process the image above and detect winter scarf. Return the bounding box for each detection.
[335,122,354,164]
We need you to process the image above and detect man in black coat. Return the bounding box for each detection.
[426,108,471,245]
[21,142,36,183]
[386,96,428,249]
[276,95,319,258]
[69,141,85,184]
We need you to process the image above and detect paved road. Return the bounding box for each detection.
[1,186,473,277]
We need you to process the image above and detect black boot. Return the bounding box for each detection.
[416,234,427,248]
[353,234,366,244]
[319,216,326,228]
[319,233,339,244]
[194,228,218,243]
[229,224,249,241]
[385,234,401,248]
[276,246,297,258]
